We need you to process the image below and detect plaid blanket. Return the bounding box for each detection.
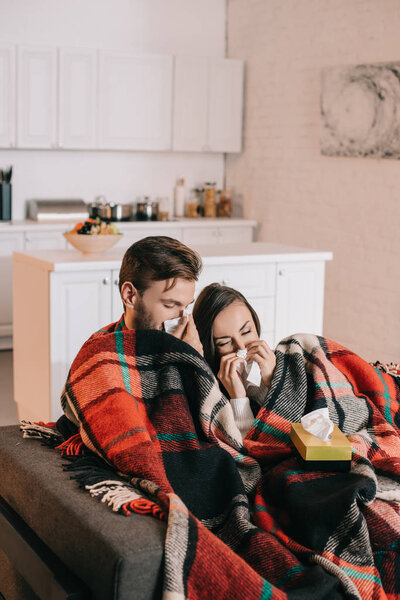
[38,320,400,599]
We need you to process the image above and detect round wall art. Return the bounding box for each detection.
[320,62,400,158]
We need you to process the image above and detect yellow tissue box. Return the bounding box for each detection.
[290,423,352,470]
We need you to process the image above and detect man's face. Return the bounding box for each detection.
[132,278,195,331]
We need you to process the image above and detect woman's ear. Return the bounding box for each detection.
[120,281,137,309]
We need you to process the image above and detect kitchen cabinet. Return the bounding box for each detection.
[117,225,183,246]
[6,42,245,153]
[0,218,257,349]
[17,46,57,149]
[24,230,68,251]
[59,48,97,149]
[12,243,332,421]
[173,57,244,153]
[183,225,253,246]
[98,52,173,150]
[0,232,24,349]
[0,45,16,148]
[275,261,325,343]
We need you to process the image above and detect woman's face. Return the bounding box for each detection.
[212,301,259,356]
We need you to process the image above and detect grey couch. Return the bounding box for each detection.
[0,425,166,600]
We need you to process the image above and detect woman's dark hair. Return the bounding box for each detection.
[193,283,261,376]
[119,236,202,293]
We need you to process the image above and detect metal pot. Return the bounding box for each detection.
[109,203,133,221]
[91,202,133,221]
[135,201,159,221]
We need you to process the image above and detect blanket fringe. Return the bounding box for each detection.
[55,432,86,456]
[63,455,165,519]
[20,420,62,446]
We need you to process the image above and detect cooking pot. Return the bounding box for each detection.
[89,202,133,221]
[135,201,159,221]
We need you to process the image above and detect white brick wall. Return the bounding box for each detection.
[226,0,400,362]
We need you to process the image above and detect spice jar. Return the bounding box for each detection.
[218,189,232,218]
[204,182,217,218]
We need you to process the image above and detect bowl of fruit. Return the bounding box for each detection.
[64,218,123,254]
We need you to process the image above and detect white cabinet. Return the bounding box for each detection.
[275,261,325,343]
[99,52,173,150]
[59,48,97,149]
[24,230,68,250]
[17,46,57,148]
[183,225,252,246]
[173,56,209,151]
[173,57,244,153]
[12,245,331,421]
[0,232,24,348]
[0,45,16,148]
[208,59,244,153]
[118,225,183,246]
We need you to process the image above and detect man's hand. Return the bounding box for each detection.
[217,353,246,399]
[245,340,276,387]
[172,314,204,356]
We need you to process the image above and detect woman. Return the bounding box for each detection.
[193,283,276,438]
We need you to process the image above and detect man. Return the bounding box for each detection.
[118,235,203,354]
[61,235,205,432]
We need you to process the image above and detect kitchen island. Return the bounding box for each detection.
[13,242,332,421]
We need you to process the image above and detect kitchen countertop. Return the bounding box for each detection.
[13,242,333,272]
[0,217,258,233]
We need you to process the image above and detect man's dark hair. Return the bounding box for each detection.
[119,236,202,293]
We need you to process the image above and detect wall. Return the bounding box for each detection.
[226,0,400,362]
[0,0,226,219]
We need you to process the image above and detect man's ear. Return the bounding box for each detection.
[120,282,138,309]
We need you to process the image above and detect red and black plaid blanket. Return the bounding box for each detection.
[24,320,400,600]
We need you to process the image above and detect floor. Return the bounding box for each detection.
[0,350,18,426]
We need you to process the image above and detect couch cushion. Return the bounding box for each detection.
[0,425,166,600]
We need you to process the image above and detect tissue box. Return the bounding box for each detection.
[290,423,352,472]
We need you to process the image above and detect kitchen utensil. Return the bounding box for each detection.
[63,232,123,254]
[135,200,159,221]
[27,199,89,221]
[0,184,12,221]
[91,200,133,221]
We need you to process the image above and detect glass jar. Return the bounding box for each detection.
[204,182,217,218]
[218,189,232,217]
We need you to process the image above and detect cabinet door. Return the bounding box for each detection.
[49,271,112,412]
[112,269,123,323]
[183,227,219,246]
[17,46,57,148]
[118,226,183,247]
[59,48,97,149]
[275,261,325,345]
[208,59,244,153]
[99,52,172,150]
[0,232,24,345]
[24,230,67,250]
[218,226,253,244]
[172,56,208,151]
[0,45,16,148]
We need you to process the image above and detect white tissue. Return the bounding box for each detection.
[235,349,262,387]
[301,408,334,442]
[163,302,193,334]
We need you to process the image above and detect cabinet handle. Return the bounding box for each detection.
[25,234,31,243]
[102,277,110,285]
[114,279,119,286]
[221,279,230,286]
[278,270,284,276]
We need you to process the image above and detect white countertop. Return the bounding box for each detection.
[0,217,258,233]
[13,242,333,272]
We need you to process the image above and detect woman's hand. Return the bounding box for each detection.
[217,353,246,399]
[172,314,204,356]
[245,340,276,387]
